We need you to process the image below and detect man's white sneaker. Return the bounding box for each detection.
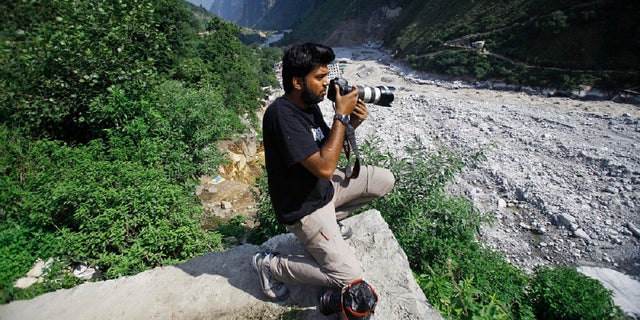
[252,250,290,301]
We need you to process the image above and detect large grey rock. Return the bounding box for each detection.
[260,209,442,319]
[0,210,441,320]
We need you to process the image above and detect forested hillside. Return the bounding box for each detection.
[0,0,280,303]
[279,0,640,91]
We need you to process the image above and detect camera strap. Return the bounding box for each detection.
[331,102,361,180]
[343,122,361,180]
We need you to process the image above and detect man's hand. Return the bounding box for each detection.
[333,83,359,115]
[350,99,368,128]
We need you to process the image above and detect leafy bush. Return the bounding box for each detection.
[0,66,245,302]
[0,131,222,280]
[0,0,269,141]
[208,214,250,246]
[0,0,196,141]
[0,0,278,305]
[359,140,533,319]
[193,16,263,116]
[146,81,245,178]
[253,46,284,88]
[247,172,288,244]
[529,266,624,320]
[420,270,513,320]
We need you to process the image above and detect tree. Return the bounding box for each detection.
[0,0,196,142]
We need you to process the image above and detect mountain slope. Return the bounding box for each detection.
[387,0,639,71]
[276,0,639,90]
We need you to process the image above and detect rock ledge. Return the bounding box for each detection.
[0,210,441,320]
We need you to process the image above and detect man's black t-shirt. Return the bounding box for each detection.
[262,97,334,225]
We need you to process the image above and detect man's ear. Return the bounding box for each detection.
[292,76,303,91]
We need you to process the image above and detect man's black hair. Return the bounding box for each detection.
[282,42,335,93]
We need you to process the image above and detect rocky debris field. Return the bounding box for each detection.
[322,47,640,279]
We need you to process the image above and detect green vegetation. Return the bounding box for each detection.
[0,0,280,303]
[247,171,288,244]
[252,138,624,319]
[529,266,626,320]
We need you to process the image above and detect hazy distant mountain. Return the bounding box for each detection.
[208,0,317,30]
[185,0,214,8]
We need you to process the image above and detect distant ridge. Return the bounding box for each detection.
[208,0,316,30]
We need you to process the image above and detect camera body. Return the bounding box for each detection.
[327,77,395,107]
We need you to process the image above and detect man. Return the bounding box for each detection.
[254,43,395,308]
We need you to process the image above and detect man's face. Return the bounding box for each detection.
[300,65,330,105]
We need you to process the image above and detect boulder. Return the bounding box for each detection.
[259,209,442,319]
[0,210,441,320]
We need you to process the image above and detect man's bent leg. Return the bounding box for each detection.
[332,165,395,220]
[269,201,362,288]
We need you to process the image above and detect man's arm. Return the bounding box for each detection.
[300,85,359,180]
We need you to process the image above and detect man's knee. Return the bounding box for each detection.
[332,262,363,288]
[369,166,395,197]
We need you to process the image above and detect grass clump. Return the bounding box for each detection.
[529,266,625,320]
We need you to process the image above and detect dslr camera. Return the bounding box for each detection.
[327,77,395,107]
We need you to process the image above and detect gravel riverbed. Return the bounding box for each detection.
[319,46,640,278]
